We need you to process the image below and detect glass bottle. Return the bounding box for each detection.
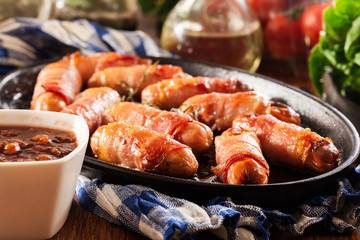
[161,0,263,72]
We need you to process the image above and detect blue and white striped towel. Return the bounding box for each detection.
[0,17,359,240]
[76,175,360,240]
[0,17,173,74]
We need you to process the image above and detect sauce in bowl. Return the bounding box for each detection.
[0,126,77,162]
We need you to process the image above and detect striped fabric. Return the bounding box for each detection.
[0,17,173,74]
[76,176,360,240]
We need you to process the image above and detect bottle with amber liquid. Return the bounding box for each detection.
[161,0,263,72]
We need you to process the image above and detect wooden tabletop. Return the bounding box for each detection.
[50,57,360,240]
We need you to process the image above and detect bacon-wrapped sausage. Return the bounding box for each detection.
[63,51,151,82]
[61,87,121,133]
[141,76,251,110]
[180,91,300,131]
[30,61,82,111]
[213,128,269,184]
[87,64,189,99]
[31,51,150,111]
[91,121,199,178]
[103,102,213,154]
[233,114,339,173]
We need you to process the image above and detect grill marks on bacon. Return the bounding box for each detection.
[233,114,339,173]
[102,102,213,154]
[141,76,251,110]
[61,87,121,134]
[180,92,301,131]
[90,121,199,178]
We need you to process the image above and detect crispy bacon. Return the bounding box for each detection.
[87,64,189,99]
[213,128,269,184]
[61,87,121,133]
[233,114,339,173]
[180,91,300,131]
[63,51,151,82]
[103,102,213,154]
[91,121,199,178]
[141,76,251,110]
[31,51,151,111]
[30,61,82,111]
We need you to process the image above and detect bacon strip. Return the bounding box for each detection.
[87,64,189,98]
[91,121,199,178]
[180,91,300,131]
[61,87,121,133]
[213,128,269,184]
[63,51,151,82]
[103,102,213,154]
[233,114,339,173]
[31,51,150,111]
[141,76,251,110]
[30,61,82,111]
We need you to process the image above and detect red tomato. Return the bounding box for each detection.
[246,0,286,25]
[264,13,306,60]
[300,2,332,47]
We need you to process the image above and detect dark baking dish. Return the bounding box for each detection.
[1,57,359,209]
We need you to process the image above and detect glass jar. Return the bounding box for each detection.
[161,0,263,73]
[53,0,139,30]
[0,0,50,21]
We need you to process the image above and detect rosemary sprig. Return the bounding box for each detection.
[176,102,213,122]
[123,61,159,102]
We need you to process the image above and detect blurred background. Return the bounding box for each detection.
[0,0,332,94]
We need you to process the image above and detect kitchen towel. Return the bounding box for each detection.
[76,175,360,240]
[0,17,172,74]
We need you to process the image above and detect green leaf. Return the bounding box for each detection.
[345,16,360,65]
[312,0,360,96]
[323,6,352,43]
[334,0,360,21]
[308,44,330,95]
[320,37,353,75]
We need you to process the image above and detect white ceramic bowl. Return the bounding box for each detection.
[0,109,89,240]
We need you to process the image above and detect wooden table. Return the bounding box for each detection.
[50,57,360,240]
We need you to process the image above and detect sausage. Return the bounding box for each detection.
[63,51,151,82]
[87,64,189,99]
[213,128,269,184]
[31,92,67,112]
[141,76,251,110]
[90,121,199,178]
[103,102,213,154]
[30,61,82,111]
[31,51,149,111]
[233,114,339,173]
[179,91,300,131]
[61,87,121,133]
